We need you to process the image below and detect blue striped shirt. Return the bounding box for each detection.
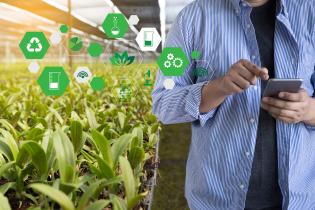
[152,0,315,209]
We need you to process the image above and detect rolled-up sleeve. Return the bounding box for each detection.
[152,6,217,126]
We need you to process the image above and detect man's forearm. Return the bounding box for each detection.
[200,77,227,113]
[303,98,315,126]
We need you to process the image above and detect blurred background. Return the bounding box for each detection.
[0,0,194,210]
[0,0,194,64]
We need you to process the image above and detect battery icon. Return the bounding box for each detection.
[144,31,154,47]
[49,72,61,90]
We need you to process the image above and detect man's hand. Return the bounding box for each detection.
[200,59,269,113]
[219,59,269,95]
[261,89,315,124]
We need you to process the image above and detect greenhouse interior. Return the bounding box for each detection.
[0,0,193,209]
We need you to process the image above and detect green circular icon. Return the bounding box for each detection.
[90,77,105,91]
[37,66,70,96]
[68,37,83,52]
[191,50,201,59]
[87,43,103,57]
[19,32,50,59]
[102,13,129,39]
[157,47,190,76]
[60,24,69,34]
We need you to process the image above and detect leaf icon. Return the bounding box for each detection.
[110,51,135,66]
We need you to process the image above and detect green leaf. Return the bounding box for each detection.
[131,127,143,147]
[91,130,113,167]
[77,177,121,210]
[119,156,136,206]
[0,141,14,161]
[117,112,125,130]
[16,164,34,193]
[0,119,18,139]
[95,155,115,179]
[111,134,132,167]
[26,128,44,142]
[126,56,135,66]
[30,183,75,210]
[128,147,145,169]
[122,51,128,62]
[0,161,15,178]
[114,52,121,59]
[48,107,64,124]
[85,107,99,129]
[0,129,18,160]
[110,194,127,210]
[148,133,158,147]
[44,134,56,172]
[127,193,146,210]
[87,163,102,179]
[16,141,47,177]
[85,200,110,210]
[0,182,15,194]
[0,192,12,210]
[110,56,120,66]
[52,129,76,184]
[70,121,84,154]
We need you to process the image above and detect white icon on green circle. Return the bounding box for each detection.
[111,17,120,35]
[27,37,43,53]
[102,13,129,39]
[49,72,61,90]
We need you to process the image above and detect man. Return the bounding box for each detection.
[152,0,315,209]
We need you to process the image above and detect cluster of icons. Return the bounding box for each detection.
[18,13,164,98]
[19,12,208,96]
[157,48,209,90]
[19,27,105,96]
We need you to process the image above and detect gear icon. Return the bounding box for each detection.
[173,58,183,68]
[164,60,172,68]
[167,53,174,60]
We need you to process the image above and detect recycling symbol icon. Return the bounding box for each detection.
[19,32,50,59]
[27,37,43,52]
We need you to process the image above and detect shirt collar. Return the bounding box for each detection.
[230,0,288,15]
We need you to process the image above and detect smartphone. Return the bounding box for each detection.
[263,79,303,97]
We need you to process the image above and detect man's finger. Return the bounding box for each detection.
[271,114,297,124]
[260,67,270,80]
[241,60,269,79]
[261,102,299,118]
[232,72,251,89]
[237,65,257,85]
[262,97,301,111]
[278,90,306,102]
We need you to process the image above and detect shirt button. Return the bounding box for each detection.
[245,152,250,156]
[235,9,240,15]
[249,118,255,123]
[242,2,248,7]
[251,55,256,60]
[240,184,245,189]
[252,85,257,90]
[246,23,251,29]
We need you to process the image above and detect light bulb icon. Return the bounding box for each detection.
[111,17,120,35]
